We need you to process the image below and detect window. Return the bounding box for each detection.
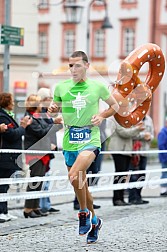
[121,0,137,8]
[120,19,137,58]
[123,28,135,56]
[122,0,136,2]
[0,0,5,23]
[94,29,105,57]
[93,0,105,6]
[38,0,49,9]
[61,23,76,60]
[92,0,105,11]
[91,21,106,60]
[65,0,76,3]
[39,32,48,57]
[64,30,75,57]
[161,34,167,60]
[38,24,49,60]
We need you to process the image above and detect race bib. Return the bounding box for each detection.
[69,127,91,144]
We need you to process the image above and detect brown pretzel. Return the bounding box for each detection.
[112,43,165,127]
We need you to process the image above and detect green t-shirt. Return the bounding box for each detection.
[54,78,110,151]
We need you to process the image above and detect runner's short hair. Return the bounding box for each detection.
[70,51,88,63]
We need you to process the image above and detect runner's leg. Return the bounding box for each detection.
[68,150,96,212]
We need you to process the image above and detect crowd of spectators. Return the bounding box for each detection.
[0,91,166,223]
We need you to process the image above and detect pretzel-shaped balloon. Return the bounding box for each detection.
[112,43,165,128]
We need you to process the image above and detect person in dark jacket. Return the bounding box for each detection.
[0,92,31,222]
[37,87,63,213]
[158,119,167,196]
[23,94,58,218]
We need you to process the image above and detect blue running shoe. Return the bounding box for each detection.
[87,218,103,244]
[78,210,92,236]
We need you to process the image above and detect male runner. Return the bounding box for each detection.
[48,51,118,243]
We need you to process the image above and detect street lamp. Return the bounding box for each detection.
[101,16,113,29]
[64,0,113,56]
[64,3,84,24]
[100,0,113,29]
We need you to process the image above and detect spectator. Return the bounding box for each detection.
[128,115,154,204]
[23,94,56,218]
[157,118,167,196]
[108,118,145,206]
[0,92,31,222]
[37,87,63,213]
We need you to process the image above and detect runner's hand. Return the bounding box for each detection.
[91,115,104,126]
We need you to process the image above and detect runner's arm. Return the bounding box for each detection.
[91,95,119,126]
[100,95,119,118]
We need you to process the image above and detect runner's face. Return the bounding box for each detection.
[69,57,89,83]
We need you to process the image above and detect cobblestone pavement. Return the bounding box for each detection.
[0,197,167,252]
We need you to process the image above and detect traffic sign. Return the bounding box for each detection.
[0,36,24,46]
[0,24,24,46]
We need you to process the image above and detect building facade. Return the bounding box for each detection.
[0,0,167,134]
[0,0,41,120]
